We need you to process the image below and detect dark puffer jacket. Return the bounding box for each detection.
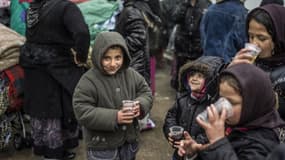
[199,128,279,160]
[173,0,211,59]
[256,62,285,121]
[163,56,225,159]
[116,0,156,84]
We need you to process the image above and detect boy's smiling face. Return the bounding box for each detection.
[188,72,206,93]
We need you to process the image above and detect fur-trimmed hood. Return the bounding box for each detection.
[178,56,225,99]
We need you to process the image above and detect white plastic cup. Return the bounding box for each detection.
[122,100,135,113]
[197,97,233,122]
[245,43,261,62]
[169,126,184,141]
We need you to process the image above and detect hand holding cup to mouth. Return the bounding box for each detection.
[197,97,233,122]
[244,43,261,63]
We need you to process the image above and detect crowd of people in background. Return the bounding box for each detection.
[1,0,285,160]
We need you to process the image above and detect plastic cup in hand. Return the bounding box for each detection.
[197,97,233,122]
[122,100,135,113]
[245,43,261,63]
[169,126,184,141]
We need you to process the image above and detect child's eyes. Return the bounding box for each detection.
[189,72,204,78]
[230,101,240,106]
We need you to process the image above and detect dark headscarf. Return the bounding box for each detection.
[260,0,284,6]
[261,4,285,55]
[247,4,285,68]
[220,63,285,129]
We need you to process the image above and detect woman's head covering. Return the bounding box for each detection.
[220,63,285,128]
[260,0,284,6]
[246,4,285,66]
[261,4,285,54]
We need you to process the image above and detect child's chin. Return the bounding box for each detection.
[191,89,201,92]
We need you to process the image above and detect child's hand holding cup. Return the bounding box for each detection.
[169,126,184,148]
[122,100,135,113]
[244,43,261,63]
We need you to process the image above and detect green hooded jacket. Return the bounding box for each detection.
[73,31,153,150]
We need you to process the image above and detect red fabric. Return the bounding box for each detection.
[225,127,249,136]
[3,65,24,112]
[69,0,89,4]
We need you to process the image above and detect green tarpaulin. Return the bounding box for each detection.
[78,0,118,45]
[10,0,29,36]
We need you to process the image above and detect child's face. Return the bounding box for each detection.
[101,48,123,75]
[219,81,242,125]
[188,72,205,92]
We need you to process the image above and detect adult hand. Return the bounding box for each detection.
[178,131,207,157]
[228,48,254,67]
[196,105,226,144]
[117,109,135,124]
[71,48,87,66]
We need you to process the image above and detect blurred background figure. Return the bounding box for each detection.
[19,0,90,159]
[200,0,248,63]
[115,0,161,131]
[0,0,10,26]
[170,0,211,91]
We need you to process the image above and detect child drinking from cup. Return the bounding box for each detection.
[178,63,285,159]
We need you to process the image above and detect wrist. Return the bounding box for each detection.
[209,135,225,144]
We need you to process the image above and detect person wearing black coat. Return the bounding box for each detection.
[170,0,211,90]
[19,0,90,159]
[266,144,285,160]
[178,64,285,160]
[163,56,225,160]
[115,0,160,85]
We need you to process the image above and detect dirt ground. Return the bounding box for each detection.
[0,63,176,160]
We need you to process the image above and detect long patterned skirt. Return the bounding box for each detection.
[30,117,79,159]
